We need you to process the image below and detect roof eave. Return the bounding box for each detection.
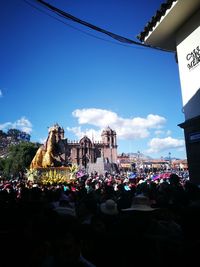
[138,0,200,52]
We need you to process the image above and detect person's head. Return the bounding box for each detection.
[100,199,119,216]
[122,194,157,212]
[169,174,180,185]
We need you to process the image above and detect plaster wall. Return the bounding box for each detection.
[176,9,200,119]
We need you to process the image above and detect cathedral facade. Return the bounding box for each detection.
[30,123,118,170]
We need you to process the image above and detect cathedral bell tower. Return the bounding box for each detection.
[101,126,117,163]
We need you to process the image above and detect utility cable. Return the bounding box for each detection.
[23,0,146,49]
[28,0,174,53]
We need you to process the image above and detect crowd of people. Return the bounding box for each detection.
[0,170,200,267]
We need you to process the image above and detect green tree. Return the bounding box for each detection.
[0,142,40,179]
[0,158,13,178]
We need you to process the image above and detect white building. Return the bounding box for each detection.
[137,0,200,185]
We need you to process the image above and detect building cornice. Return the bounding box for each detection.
[137,0,200,51]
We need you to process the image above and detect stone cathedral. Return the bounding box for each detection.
[30,123,118,171]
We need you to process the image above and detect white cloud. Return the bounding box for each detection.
[67,126,102,141]
[71,108,166,140]
[154,130,164,136]
[154,129,172,136]
[166,130,172,136]
[0,117,32,134]
[67,108,185,156]
[0,89,3,97]
[0,122,12,130]
[146,137,185,154]
[72,108,118,127]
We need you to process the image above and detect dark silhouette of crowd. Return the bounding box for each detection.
[0,172,200,267]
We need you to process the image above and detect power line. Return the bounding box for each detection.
[36,0,174,53]
[23,0,145,49]
[28,0,174,53]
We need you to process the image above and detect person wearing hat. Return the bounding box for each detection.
[98,199,119,232]
[100,199,119,216]
[120,194,159,238]
[121,194,157,212]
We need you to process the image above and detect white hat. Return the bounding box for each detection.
[122,194,157,211]
[100,199,119,215]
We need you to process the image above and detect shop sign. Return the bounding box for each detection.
[188,132,200,143]
[186,46,200,70]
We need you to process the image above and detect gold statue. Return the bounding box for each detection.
[30,124,64,169]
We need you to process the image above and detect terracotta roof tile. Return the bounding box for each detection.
[137,0,177,42]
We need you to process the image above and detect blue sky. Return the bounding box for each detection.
[0,0,186,159]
